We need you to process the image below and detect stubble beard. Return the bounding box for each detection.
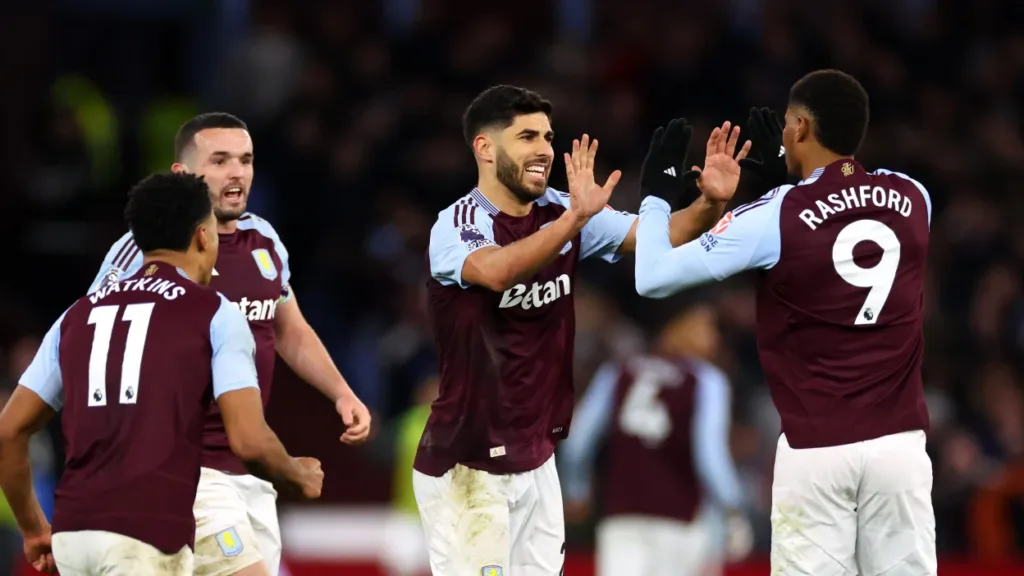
[496,148,546,204]
[214,203,246,223]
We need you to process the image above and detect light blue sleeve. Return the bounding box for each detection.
[210,295,260,399]
[559,361,618,501]
[542,188,636,263]
[691,361,744,509]
[635,187,789,298]
[87,232,143,294]
[581,206,636,262]
[872,168,932,227]
[19,310,69,411]
[428,205,497,288]
[238,215,293,302]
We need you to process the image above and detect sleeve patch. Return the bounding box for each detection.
[458,223,495,251]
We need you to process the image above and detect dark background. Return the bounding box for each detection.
[2,0,1024,571]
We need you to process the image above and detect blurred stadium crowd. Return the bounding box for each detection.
[2,0,1024,573]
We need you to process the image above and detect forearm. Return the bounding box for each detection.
[635,198,718,298]
[277,324,352,402]
[236,426,304,487]
[669,196,727,246]
[0,437,47,535]
[468,209,585,291]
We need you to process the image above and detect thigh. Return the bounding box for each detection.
[194,468,266,576]
[510,456,566,576]
[413,465,511,576]
[771,435,859,576]
[245,477,282,576]
[379,512,431,576]
[596,518,650,576]
[856,431,936,576]
[52,531,95,576]
[56,531,191,576]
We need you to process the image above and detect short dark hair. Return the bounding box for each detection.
[174,112,248,161]
[789,70,869,156]
[461,85,553,147]
[124,172,212,253]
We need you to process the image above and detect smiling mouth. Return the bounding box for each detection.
[524,164,548,180]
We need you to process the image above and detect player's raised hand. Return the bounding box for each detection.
[336,393,371,445]
[295,457,325,499]
[640,117,697,210]
[564,134,622,221]
[23,529,56,574]
[738,107,788,191]
[690,121,752,204]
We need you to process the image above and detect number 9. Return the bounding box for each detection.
[832,219,901,325]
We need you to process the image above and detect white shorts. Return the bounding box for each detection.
[596,516,710,576]
[771,430,936,576]
[412,455,565,576]
[193,467,282,576]
[378,511,431,576]
[52,530,192,575]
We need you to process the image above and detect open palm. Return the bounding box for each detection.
[564,134,622,219]
[691,121,752,203]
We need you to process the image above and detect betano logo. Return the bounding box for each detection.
[498,274,571,310]
[235,296,278,321]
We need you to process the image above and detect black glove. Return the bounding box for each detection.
[738,107,789,192]
[640,118,699,210]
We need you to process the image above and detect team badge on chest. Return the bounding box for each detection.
[251,249,278,281]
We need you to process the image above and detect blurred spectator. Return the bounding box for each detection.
[4,0,1024,564]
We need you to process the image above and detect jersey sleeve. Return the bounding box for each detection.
[87,232,143,294]
[246,216,293,303]
[558,361,618,501]
[635,188,788,298]
[18,309,70,411]
[209,295,260,399]
[543,188,636,263]
[428,205,497,288]
[690,361,745,509]
[580,206,636,263]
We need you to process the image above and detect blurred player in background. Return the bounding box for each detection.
[378,375,439,576]
[560,302,752,576]
[635,70,935,575]
[0,172,323,576]
[86,113,368,576]
[415,84,749,575]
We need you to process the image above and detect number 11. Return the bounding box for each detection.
[86,303,155,407]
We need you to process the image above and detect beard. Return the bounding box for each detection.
[495,148,546,203]
[214,200,247,223]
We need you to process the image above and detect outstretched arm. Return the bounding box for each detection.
[634,188,786,298]
[615,196,728,255]
[275,292,371,445]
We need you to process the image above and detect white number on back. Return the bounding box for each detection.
[832,220,901,325]
[618,368,672,447]
[87,303,155,406]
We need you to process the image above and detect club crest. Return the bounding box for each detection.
[251,249,278,281]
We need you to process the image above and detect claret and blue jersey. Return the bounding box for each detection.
[87,212,291,474]
[19,261,258,554]
[417,187,636,477]
[636,159,933,448]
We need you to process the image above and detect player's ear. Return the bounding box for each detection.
[195,224,209,253]
[171,163,189,174]
[795,116,811,144]
[473,133,494,164]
